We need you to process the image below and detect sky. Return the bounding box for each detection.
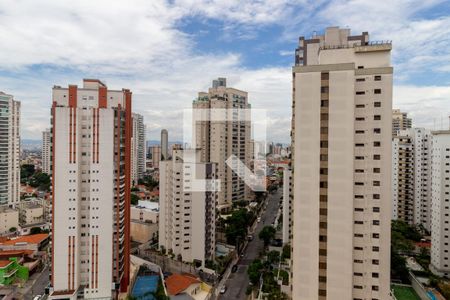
[1,0,450,143]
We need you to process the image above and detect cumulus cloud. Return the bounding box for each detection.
[0,0,449,143]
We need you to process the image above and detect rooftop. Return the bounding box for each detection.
[0,233,49,246]
[0,260,13,268]
[166,273,200,295]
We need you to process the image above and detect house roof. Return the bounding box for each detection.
[165,273,200,295]
[0,233,49,246]
[0,260,13,268]
[0,250,34,257]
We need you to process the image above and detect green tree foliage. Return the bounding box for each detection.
[438,282,450,299]
[29,172,51,191]
[30,227,43,234]
[131,193,140,205]
[247,259,263,285]
[225,208,254,245]
[391,251,410,283]
[138,175,159,190]
[267,250,280,265]
[21,164,35,180]
[9,227,17,232]
[259,226,276,246]
[281,244,291,260]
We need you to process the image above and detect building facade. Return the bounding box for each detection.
[49,79,131,299]
[161,129,168,161]
[0,92,20,207]
[392,109,412,136]
[131,113,146,185]
[282,168,292,245]
[150,145,161,169]
[291,27,392,299]
[0,206,18,235]
[158,149,217,265]
[193,78,251,210]
[430,130,450,278]
[42,128,52,175]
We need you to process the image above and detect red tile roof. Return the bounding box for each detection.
[0,260,13,268]
[0,233,49,245]
[165,273,200,295]
[0,250,34,257]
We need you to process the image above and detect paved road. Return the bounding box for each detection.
[218,189,281,300]
[23,265,49,300]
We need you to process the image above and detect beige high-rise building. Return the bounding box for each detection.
[161,129,168,161]
[291,27,392,299]
[0,92,20,207]
[49,79,131,299]
[392,128,432,230]
[392,132,414,223]
[392,109,412,136]
[430,130,450,278]
[158,149,217,265]
[42,128,52,175]
[150,145,161,168]
[193,78,251,210]
[131,113,146,185]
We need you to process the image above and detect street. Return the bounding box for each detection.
[218,189,281,300]
[23,265,49,300]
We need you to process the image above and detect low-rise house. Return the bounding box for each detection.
[165,273,211,300]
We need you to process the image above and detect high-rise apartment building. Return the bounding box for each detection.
[392,132,414,223]
[161,129,168,160]
[291,27,392,299]
[158,149,217,265]
[49,79,131,299]
[391,128,432,230]
[392,109,412,136]
[150,145,161,169]
[282,168,292,245]
[131,113,146,185]
[193,78,251,210]
[430,130,450,278]
[0,92,20,207]
[42,128,52,175]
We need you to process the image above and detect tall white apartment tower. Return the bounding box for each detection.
[131,113,146,185]
[430,130,450,278]
[161,129,168,160]
[42,128,52,175]
[193,78,251,210]
[291,27,392,299]
[392,109,412,136]
[158,149,217,265]
[49,79,131,299]
[0,92,20,207]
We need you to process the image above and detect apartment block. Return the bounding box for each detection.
[282,168,292,245]
[392,109,412,136]
[158,149,217,265]
[392,132,414,223]
[0,92,20,207]
[49,79,131,299]
[193,78,251,210]
[430,130,450,278]
[0,206,18,235]
[42,128,52,175]
[161,129,168,161]
[132,113,146,185]
[291,27,392,300]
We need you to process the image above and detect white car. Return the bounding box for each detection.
[220,285,227,294]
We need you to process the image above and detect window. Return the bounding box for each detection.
[374,89,381,94]
[320,141,328,148]
[374,75,381,81]
[372,259,379,265]
[373,220,380,225]
[320,155,328,161]
[321,100,329,107]
[356,117,365,121]
[373,194,380,199]
[356,91,365,95]
[373,181,381,186]
[374,101,381,107]
[373,207,380,213]
[321,73,329,80]
[356,78,365,82]
[373,154,381,160]
[373,168,380,173]
[372,233,380,239]
[321,86,329,93]
[374,128,381,134]
[374,141,381,147]
[372,246,380,252]
[374,115,381,120]
[356,104,365,108]
[355,130,365,134]
[321,127,328,134]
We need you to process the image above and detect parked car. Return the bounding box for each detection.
[220,285,227,294]
[231,264,238,273]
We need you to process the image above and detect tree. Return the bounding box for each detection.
[131,194,140,205]
[247,259,263,285]
[9,227,17,233]
[391,250,409,283]
[225,208,254,245]
[281,244,290,260]
[21,164,35,180]
[259,226,276,246]
[267,250,280,265]
[29,172,51,191]
[30,227,43,234]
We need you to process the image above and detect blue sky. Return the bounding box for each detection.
[1,0,450,142]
